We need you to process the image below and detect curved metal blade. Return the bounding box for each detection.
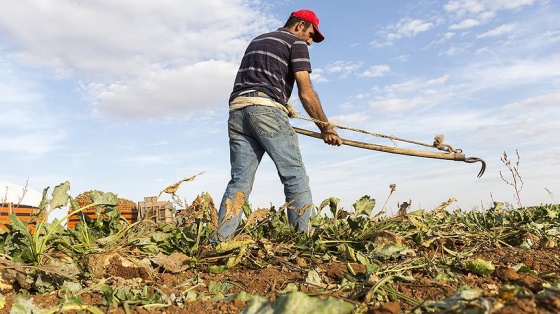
[464,157,487,178]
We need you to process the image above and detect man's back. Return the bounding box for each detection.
[230,29,312,105]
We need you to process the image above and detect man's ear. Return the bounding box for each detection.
[294,21,305,32]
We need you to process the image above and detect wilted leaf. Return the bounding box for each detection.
[226,245,247,268]
[246,209,270,227]
[305,269,325,288]
[422,287,482,310]
[340,244,357,262]
[151,252,191,273]
[372,243,414,259]
[222,192,245,224]
[215,239,254,253]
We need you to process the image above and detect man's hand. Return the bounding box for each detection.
[321,128,342,146]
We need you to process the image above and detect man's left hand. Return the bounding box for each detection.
[321,128,342,146]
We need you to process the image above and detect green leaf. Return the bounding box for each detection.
[242,291,354,314]
[372,243,414,259]
[38,186,50,211]
[467,258,495,275]
[8,214,31,237]
[91,191,118,206]
[407,215,429,232]
[319,197,340,217]
[151,231,173,243]
[512,263,537,275]
[352,195,376,216]
[10,295,48,314]
[209,281,234,295]
[208,265,227,274]
[50,181,71,209]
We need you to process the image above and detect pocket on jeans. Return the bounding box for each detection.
[249,108,283,138]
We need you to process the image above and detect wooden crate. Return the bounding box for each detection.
[138,196,174,223]
[0,203,43,232]
[66,191,138,229]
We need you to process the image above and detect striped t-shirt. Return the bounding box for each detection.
[229,28,312,105]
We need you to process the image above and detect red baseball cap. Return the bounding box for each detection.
[291,9,324,43]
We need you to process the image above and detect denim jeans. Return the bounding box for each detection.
[216,105,313,241]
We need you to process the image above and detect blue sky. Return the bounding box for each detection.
[1,0,559,218]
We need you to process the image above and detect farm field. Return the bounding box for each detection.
[1,182,560,314]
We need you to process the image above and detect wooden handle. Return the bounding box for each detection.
[293,126,466,161]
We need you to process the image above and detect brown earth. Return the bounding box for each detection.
[2,244,560,313]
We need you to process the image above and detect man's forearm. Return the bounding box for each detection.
[299,90,331,131]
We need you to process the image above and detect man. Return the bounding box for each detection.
[216,9,342,241]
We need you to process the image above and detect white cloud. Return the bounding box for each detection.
[477,24,516,38]
[478,11,497,22]
[502,91,560,110]
[330,113,370,126]
[449,18,481,30]
[310,69,328,83]
[444,0,534,16]
[0,1,275,119]
[441,42,473,55]
[384,75,450,94]
[324,61,363,78]
[444,0,486,16]
[443,0,534,31]
[369,96,431,113]
[387,18,434,41]
[0,59,66,156]
[0,131,66,156]
[89,60,237,119]
[360,65,391,78]
[487,0,534,11]
[539,30,560,43]
[459,54,560,88]
[393,54,410,62]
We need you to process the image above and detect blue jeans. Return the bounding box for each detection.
[216,105,313,241]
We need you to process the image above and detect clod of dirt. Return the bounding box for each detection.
[494,298,540,314]
[0,259,16,292]
[82,252,152,280]
[151,251,191,273]
[0,258,29,291]
[495,266,520,281]
[516,273,543,292]
[367,301,401,314]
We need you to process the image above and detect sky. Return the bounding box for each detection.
[1,0,559,220]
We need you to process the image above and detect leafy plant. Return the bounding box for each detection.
[7,182,119,265]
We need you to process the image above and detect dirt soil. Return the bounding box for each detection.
[2,244,560,313]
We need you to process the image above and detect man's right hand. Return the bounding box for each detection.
[321,128,342,146]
